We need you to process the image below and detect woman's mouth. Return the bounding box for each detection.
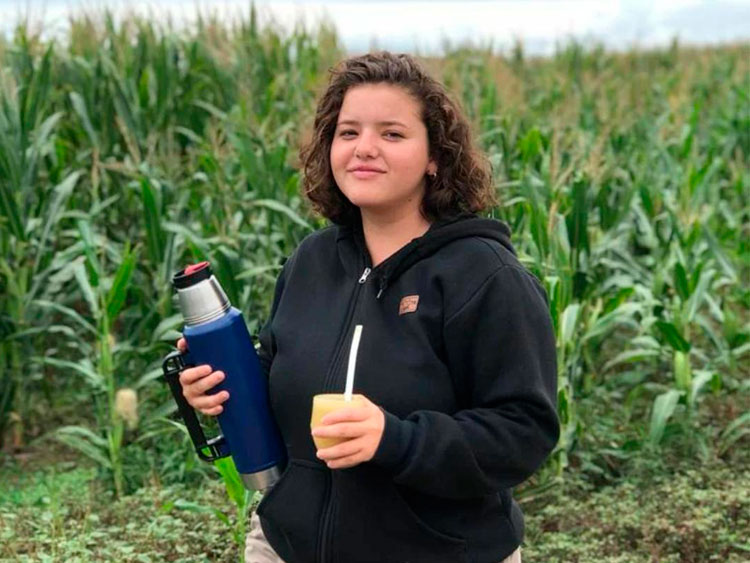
[350,169,385,179]
[349,165,385,180]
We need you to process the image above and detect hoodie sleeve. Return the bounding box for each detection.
[256,262,288,380]
[371,264,560,499]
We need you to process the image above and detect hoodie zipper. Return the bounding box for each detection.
[375,276,387,299]
[321,266,370,391]
[317,264,371,563]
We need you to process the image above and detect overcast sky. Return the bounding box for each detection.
[1,0,749,55]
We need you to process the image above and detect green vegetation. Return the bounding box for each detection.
[0,447,241,562]
[523,454,750,562]
[0,7,747,562]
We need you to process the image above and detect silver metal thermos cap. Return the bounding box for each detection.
[172,262,231,326]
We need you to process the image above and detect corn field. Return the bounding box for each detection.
[0,8,748,508]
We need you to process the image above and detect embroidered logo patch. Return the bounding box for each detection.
[399,295,420,315]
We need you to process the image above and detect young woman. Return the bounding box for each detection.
[178,51,559,563]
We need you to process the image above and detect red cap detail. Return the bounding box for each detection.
[184,261,210,276]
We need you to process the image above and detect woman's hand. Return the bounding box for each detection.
[176,336,230,416]
[312,395,385,470]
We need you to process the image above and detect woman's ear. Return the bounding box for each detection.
[426,160,437,177]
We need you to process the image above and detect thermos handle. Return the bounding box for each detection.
[162,350,230,462]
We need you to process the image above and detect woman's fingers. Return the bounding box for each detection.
[173,337,227,417]
[200,405,224,416]
[319,406,369,425]
[312,422,362,439]
[325,453,364,470]
[179,364,212,386]
[194,370,225,395]
[191,391,230,410]
[316,437,365,461]
[178,364,230,411]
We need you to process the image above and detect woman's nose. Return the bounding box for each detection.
[354,130,378,158]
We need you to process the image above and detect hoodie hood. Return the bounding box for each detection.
[338,213,514,299]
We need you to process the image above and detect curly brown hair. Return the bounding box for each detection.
[300,51,496,226]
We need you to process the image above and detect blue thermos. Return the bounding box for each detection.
[161,261,286,491]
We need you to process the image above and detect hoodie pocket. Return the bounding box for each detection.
[331,465,468,563]
[256,459,328,563]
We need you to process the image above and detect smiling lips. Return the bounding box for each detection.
[349,166,385,179]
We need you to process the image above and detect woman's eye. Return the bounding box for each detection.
[336,129,402,139]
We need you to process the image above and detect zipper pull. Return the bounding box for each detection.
[376,278,387,299]
[358,267,372,284]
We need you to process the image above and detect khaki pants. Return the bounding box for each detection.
[245,511,522,563]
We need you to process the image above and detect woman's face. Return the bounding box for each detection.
[330,83,436,219]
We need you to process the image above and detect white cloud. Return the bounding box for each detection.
[1,0,748,54]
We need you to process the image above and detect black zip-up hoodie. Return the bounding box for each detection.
[255,214,559,563]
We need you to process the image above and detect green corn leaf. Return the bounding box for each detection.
[23,112,63,190]
[518,127,544,163]
[703,226,737,282]
[160,229,178,287]
[250,199,313,231]
[145,402,178,422]
[140,177,164,264]
[157,418,191,441]
[175,126,204,145]
[558,303,581,348]
[673,262,690,300]
[73,259,99,316]
[235,264,283,280]
[7,325,79,342]
[717,412,750,456]
[527,184,550,258]
[566,178,590,257]
[557,388,570,425]
[648,389,682,445]
[283,173,300,199]
[551,212,571,265]
[162,221,211,256]
[632,203,659,250]
[688,370,717,408]
[53,425,111,468]
[30,111,63,148]
[106,243,137,321]
[603,348,660,372]
[21,45,54,134]
[90,194,121,216]
[152,313,184,342]
[134,367,165,390]
[731,342,750,361]
[31,170,83,279]
[212,246,241,307]
[215,456,251,506]
[685,267,715,323]
[35,356,104,390]
[31,299,97,335]
[655,321,691,352]
[69,91,100,148]
[0,172,26,241]
[583,302,640,343]
[192,99,227,120]
[688,261,704,296]
[173,499,231,526]
[76,219,101,287]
